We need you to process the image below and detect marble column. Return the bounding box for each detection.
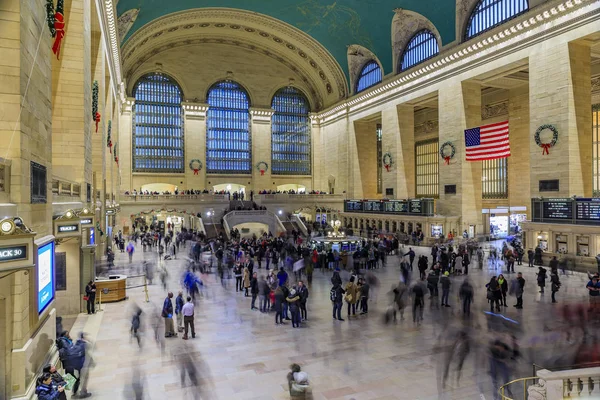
[250,108,275,191]
[182,103,208,190]
[508,85,531,210]
[529,41,592,197]
[438,81,483,232]
[382,105,415,199]
[119,97,134,192]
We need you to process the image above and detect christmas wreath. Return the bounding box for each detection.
[189,159,202,175]
[256,161,269,175]
[46,0,65,59]
[439,141,456,165]
[534,124,558,155]
[107,120,112,153]
[383,152,393,172]
[92,81,101,132]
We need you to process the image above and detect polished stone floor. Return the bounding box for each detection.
[78,242,595,400]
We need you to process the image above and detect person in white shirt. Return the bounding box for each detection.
[181,297,195,340]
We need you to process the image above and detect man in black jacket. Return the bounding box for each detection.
[331,282,345,321]
[404,248,416,270]
[297,280,309,320]
[250,272,259,310]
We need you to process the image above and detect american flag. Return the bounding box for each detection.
[464,120,511,161]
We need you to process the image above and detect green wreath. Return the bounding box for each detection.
[383,152,393,172]
[535,124,558,155]
[439,141,456,165]
[189,159,202,175]
[256,161,269,175]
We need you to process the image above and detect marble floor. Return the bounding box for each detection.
[77,243,596,400]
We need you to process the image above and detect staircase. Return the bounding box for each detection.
[229,200,255,210]
[204,222,224,239]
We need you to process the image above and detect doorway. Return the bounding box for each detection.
[213,183,246,194]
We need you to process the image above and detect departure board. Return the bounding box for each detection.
[363,201,383,212]
[576,198,600,221]
[542,199,573,220]
[344,200,363,212]
[343,199,434,216]
[409,199,423,214]
[384,201,407,213]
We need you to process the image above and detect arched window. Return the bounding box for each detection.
[465,0,528,40]
[132,73,184,172]
[355,60,382,93]
[206,81,251,174]
[400,30,439,71]
[271,87,311,175]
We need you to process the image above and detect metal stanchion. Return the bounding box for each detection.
[143,275,149,303]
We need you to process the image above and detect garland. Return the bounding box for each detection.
[256,161,269,175]
[534,124,558,155]
[106,120,112,153]
[439,141,456,165]
[383,152,393,172]
[92,81,101,132]
[189,159,202,175]
[96,222,104,237]
[46,0,65,59]
[113,142,118,166]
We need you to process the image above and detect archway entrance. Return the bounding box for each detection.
[213,183,246,195]
[276,184,305,193]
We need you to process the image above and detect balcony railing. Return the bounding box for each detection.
[53,178,83,198]
[256,193,345,201]
[121,193,228,202]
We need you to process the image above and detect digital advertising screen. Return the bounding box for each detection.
[90,228,95,245]
[37,241,55,314]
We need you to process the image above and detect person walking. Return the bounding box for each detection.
[85,281,96,315]
[162,292,176,338]
[537,267,547,293]
[126,241,135,263]
[345,276,358,317]
[487,276,502,312]
[550,271,561,303]
[330,281,345,321]
[259,275,270,313]
[392,281,406,321]
[250,272,259,310]
[527,249,535,267]
[404,248,416,271]
[287,289,301,328]
[277,267,288,287]
[274,286,286,325]
[411,279,426,324]
[243,265,250,297]
[512,272,525,309]
[297,280,309,320]
[459,279,474,316]
[181,296,195,339]
[175,291,184,333]
[440,271,451,307]
[234,264,243,292]
[498,274,508,307]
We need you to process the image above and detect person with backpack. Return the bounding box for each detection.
[330,282,345,321]
[58,336,87,397]
[234,264,243,292]
[411,279,426,324]
[550,270,561,303]
[126,241,135,263]
[131,307,142,348]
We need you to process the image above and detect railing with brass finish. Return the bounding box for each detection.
[498,377,539,400]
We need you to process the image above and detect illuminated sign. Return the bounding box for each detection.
[0,245,27,262]
[90,228,95,245]
[58,225,79,233]
[80,218,93,226]
[37,241,55,314]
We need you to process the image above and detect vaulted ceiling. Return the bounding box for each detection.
[116,0,457,78]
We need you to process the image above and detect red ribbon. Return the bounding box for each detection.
[94,112,101,132]
[115,156,119,167]
[108,141,112,154]
[384,164,391,172]
[260,169,265,176]
[541,144,551,155]
[444,156,451,165]
[193,169,199,175]
[52,12,65,59]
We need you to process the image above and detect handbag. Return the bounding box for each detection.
[83,296,89,301]
[486,290,494,300]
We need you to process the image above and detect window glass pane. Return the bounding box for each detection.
[271,87,311,176]
[356,61,382,93]
[132,74,184,173]
[207,81,251,174]
[465,0,529,40]
[400,30,439,71]
[482,158,508,199]
[415,140,439,198]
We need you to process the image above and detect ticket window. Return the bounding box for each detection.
[490,215,509,238]
[576,236,590,257]
[431,224,444,238]
[537,232,549,252]
[555,234,568,254]
[510,214,527,234]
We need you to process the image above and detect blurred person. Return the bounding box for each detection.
[513,272,526,309]
[131,306,143,348]
[404,247,415,270]
[498,274,508,307]
[36,372,65,400]
[297,280,309,320]
[345,276,358,317]
[182,296,195,340]
[162,292,176,338]
[243,265,250,297]
[411,279,426,325]
[175,291,185,333]
[487,276,502,313]
[126,240,135,263]
[392,281,407,321]
[440,271,451,307]
[130,365,144,400]
[359,277,369,314]
[587,276,600,311]
[287,288,301,328]
[84,281,96,315]
[537,266,547,293]
[418,255,428,280]
[550,270,561,304]
[459,278,474,316]
[278,266,289,287]
[250,272,259,310]
[74,332,94,399]
[274,286,286,325]
[259,275,270,313]
[234,263,243,292]
[331,281,345,321]
[489,336,515,400]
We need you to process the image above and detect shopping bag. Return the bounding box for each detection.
[63,373,77,391]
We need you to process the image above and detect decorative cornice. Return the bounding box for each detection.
[182,102,209,120]
[592,77,600,93]
[414,120,439,135]
[250,108,275,124]
[99,0,122,92]
[482,101,509,120]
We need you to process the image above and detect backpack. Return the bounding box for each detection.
[330,287,337,302]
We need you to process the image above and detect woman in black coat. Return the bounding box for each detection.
[550,271,561,303]
[537,267,547,293]
[498,274,508,307]
[487,276,502,312]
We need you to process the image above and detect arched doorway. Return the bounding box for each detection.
[276,184,306,193]
[213,183,246,195]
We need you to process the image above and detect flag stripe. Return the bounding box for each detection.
[464,120,510,162]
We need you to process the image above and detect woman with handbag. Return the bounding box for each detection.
[84,281,96,314]
[486,276,501,313]
[550,271,561,303]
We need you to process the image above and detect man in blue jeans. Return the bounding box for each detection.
[440,271,451,307]
[331,282,345,321]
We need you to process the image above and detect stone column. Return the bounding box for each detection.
[119,97,134,192]
[529,41,592,197]
[382,105,415,199]
[508,86,531,210]
[250,108,274,191]
[309,114,321,191]
[182,103,208,190]
[438,81,483,232]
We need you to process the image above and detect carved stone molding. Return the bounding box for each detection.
[182,102,209,120]
[118,9,139,43]
[482,101,509,120]
[414,120,439,135]
[392,9,442,73]
[592,77,600,93]
[250,107,275,124]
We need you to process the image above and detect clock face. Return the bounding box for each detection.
[1,221,13,233]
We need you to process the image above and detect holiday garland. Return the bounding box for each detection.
[439,141,456,165]
[534,124,558,155]
[96,222,104,237]
[113,142,118,166]
[107,121,112,153]
[45,0,65,59]
[189,159,202,175]
[256,161,269,175]
[383,152,393,172]
[92,81,101,132]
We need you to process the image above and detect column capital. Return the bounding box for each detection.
[309,112,321,127]
[122,97,135,114]
[182,102,209,120]
[250,107,274,124]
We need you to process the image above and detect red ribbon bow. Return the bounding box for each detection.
[115,156,119,167]
[52,12,65,59]
[541,144,551,155]
[384,164,391,172]
[94,112,101,132]
[444,156,451,165]
[260,169,265,176]
[193,169,199,175]
[108,141,112,154]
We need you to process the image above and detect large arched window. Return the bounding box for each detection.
[355,60,382,93]
[465,0,528,40]
[400,30,439,71]
[271,87,311,175]
[206,81,251,174]
[132,73,184,172]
